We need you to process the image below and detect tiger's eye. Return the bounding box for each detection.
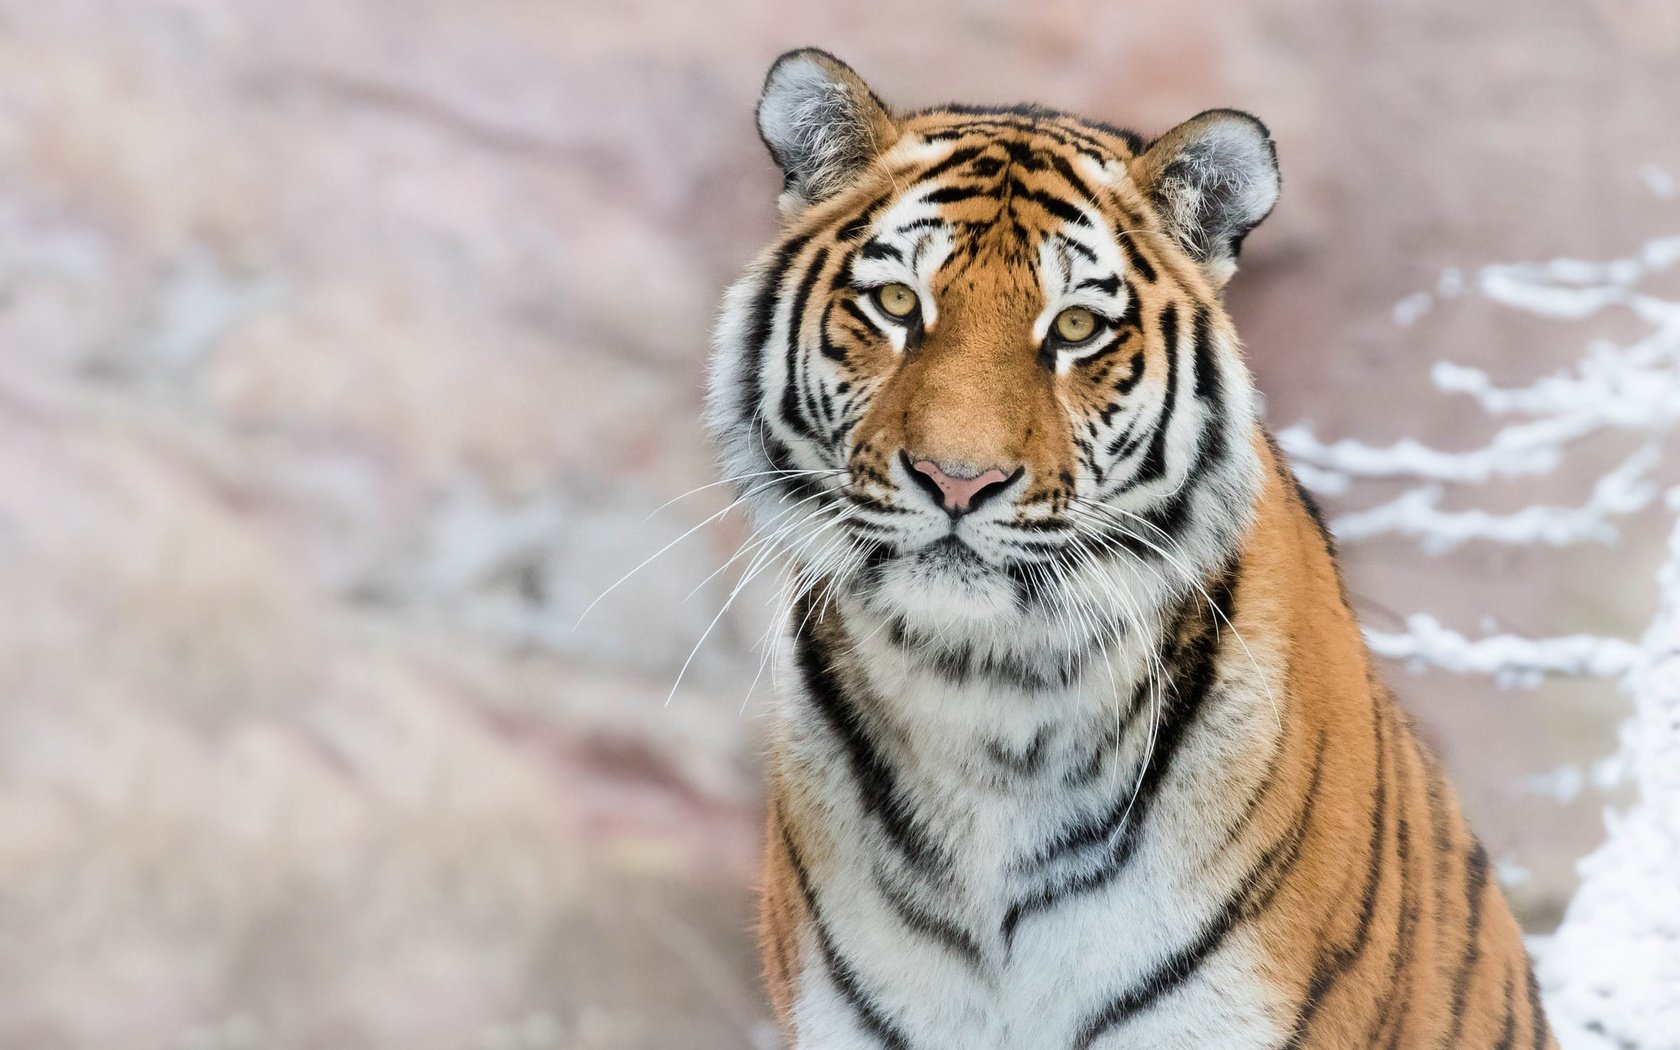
[1053,306,1099,344]
[874,282,920,319]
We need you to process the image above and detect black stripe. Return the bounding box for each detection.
[1043,149,1100,206]
[1131,301,1180,485]
[1060,689,1148,789]
[1115,280,1141,331]
[794,607,944,875]
[1418,749,1456,945]
[997,137,1047,172]
[1076,274,1121,295]
[818,300,848,366]
[815,381,837,431]
[1191,305,1220,401]
[912,144,985,185]
[1189,306,1228,468]
[840,296,877,334]
[1103,386,1146,456]
[1060,235,1098,263]
[1286,700,1391,1047]
[1266,433,1336,557]
[779,817,913,1050]
[1003,564,1237,940]
[779,246,829,442]
[1525,959,1550,1050]
[921,184,993,206]
[839,193,893,242]
[859,240,902,261]
[757,430,800,481]
[1076,331,1131,371]
[1139,488,1193,542]
[874,871,984,969]
[887,615,1089,692]
[1119,238,1158,283]
[737,234,812,427]
[1012,180,1090,226]
[1073,722,1329,1048]
[985,726,1050,778]
[1494,967,1518,1050]
[801,252,837,430]
[1218,727,1326,854]
[1016,684,1152,864]
[1374,720,1421,1048]
[891,216,948,238]
[916,113,1117,163]
[1444,841,1491,1044]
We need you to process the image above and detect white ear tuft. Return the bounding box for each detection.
[756,49,897,214]
[1133,110,1280,288]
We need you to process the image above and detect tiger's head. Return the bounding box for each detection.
[708,49,1278,654]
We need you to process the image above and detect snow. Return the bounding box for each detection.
[1329,445,1658,551]
[1642,165,1678,200]
[1392,291,1433,327]
[1364,614,1642,685]
[1277,423,1569,485]
[1541,508,1680,1050]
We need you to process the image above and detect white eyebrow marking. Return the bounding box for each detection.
[911,231,936,269]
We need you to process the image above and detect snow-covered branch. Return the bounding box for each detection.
[1331,445,1659,551]
[1280,234,1680,505]
[1363,615,1643,685]
[1277,420,1582,486]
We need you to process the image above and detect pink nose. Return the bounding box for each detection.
[909,458,1015,515]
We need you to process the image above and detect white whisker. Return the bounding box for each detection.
[644,467,846,522]
[1069,499,1280,731]
[579,471,822,627]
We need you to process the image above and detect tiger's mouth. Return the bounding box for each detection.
[851,528,1043,639]
[912,533,988,568]
[873,531,1015,593]
[844,511,1058,582]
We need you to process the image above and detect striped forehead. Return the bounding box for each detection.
[857,129,1134,296]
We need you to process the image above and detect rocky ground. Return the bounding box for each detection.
[0,1,1676,1047]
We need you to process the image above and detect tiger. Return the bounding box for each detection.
[704,48,1554,1050]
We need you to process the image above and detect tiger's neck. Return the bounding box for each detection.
[772,441,1342,947]
[762,447,1543,1050]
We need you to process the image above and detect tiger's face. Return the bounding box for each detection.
[709,50,1279,649]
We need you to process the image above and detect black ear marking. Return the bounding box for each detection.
[756,49,899,214]
[1133,110,1280,287]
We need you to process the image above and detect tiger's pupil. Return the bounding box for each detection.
[876,283,919,319]
[1053,307,1098,344]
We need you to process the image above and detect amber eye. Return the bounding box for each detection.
[1051,306,1101,345]
[872,282,920,320]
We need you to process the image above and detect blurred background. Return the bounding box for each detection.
[2,1,1678,1048]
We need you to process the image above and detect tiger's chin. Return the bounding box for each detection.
[854,537,1034,641]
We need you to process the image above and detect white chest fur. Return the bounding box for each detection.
[778,597,1287,1050]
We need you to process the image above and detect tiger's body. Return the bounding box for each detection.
[708,49,1553,1049]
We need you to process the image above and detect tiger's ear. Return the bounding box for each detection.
[757,49,899,218]
[1131,110,1279,290]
